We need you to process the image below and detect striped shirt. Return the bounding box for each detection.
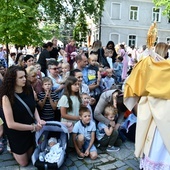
[38,91,58,121]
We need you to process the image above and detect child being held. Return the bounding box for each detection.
[81,93,94,122]
[34,63,45,79]
[86,54,101,99]
[104,48,114,69]
[58,62,70,84]
[96,105,121,152]
[113,56,123,83]
[72,106,98,160]
[38,77,58,121]
[102,68,115,90]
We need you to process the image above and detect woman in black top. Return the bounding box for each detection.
[106,41,117,63]
[0,66,45,166]
[37,42,53,76]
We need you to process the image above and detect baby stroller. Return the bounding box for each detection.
[32,121,69,170]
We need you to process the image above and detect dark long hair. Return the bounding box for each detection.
[117,93,127,112]
[0,65,30,106]
[106,41,117,62]
[63,76,81,111]
[42,42,53,48]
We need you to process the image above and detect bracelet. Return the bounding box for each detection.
[31,123,36,133]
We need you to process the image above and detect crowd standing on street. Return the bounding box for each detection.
[0,36,169,170]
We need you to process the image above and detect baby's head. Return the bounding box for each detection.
[106,68,113,78]
[35,63,41,71]
[62,62,70,73]
[48,137,57,147]
[104,105,117,121]
[88,54,98,66]
[104,48,113,57]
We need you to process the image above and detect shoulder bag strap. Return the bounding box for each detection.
[14,93,34,119]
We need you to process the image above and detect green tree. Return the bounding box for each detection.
[73,11,88,43]
[153,0,170,17]
[0,0,105,48]
[0,0,43,46]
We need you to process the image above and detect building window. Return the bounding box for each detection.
[152,7,161,22]
[130,6,138,20]
[110,33,119,45]
[167,38,170,44]
[111,3,121,19]
[128,35,136,47]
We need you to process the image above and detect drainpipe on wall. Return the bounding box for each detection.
[99,17,101,41]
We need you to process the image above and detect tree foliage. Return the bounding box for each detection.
[0,0,105,46]
[153,0,170,17]
[73,11,88,43]
[0,0,43,46]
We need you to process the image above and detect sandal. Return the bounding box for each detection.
[0,137,4,154]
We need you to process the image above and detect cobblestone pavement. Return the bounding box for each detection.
[0,140,140,170]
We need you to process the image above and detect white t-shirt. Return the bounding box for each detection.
[57,95,80,123]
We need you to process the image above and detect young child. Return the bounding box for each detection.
[104,48,114,69]
[102,68,115,90]
[113,56,123,83]
[96,105,120,152]
[81,93,94,122]
[72,106,98,160]
[35,63,45,79]
[38,77,58,121]
[58,62,70,84]
[86,54,101,100]
[57,76,81,131]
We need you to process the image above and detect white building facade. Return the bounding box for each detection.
[94,0,170,48]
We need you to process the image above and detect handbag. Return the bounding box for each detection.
[14,93,34,119]
[61,121,74,133]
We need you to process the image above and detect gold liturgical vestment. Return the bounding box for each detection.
[124,53,170,157]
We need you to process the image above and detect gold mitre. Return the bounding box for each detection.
[147,22,157,49]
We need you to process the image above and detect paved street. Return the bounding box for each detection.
[0,140,140,170]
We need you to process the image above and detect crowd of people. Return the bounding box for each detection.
[0,37,169,170]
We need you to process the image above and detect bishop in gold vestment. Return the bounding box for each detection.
[124,52,170,158]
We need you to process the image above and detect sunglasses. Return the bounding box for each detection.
[50,67,58,70]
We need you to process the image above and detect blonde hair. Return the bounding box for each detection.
[17,55,25,66]
[25,65,37,76]
[51,36,57,43]
[89,54,98,60]
[104,105,117,117]
[92,40,102,51]
[155,42,169,58]
[62,62,70,69]
[42,77,52,85]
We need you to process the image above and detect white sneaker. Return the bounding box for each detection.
[106,146,120,152]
